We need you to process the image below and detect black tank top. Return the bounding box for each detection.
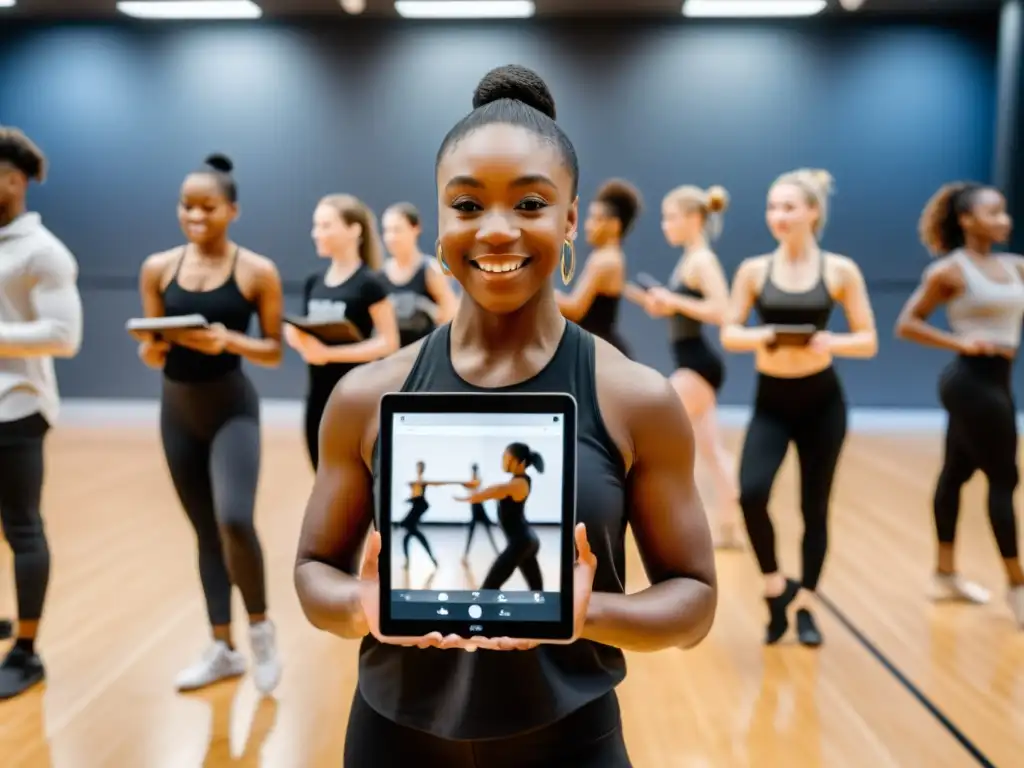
[161,246,257,383]
[362,321,628,740]
[754,251,835,329]
[669,280,704,341]
[497,473,532,534]
[576,293,620,341]
[382,260,436,347]
[303,263,388,401]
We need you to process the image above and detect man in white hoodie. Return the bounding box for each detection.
[0,126,82,699]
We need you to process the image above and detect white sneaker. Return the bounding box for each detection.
[249,620,281,695]
[1007,586,1024,628]
[175,641,246,692]
[929,573,991,604]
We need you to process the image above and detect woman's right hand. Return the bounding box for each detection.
[357,531,445,649]
[138,338,170,369]
[958,337,1012,357]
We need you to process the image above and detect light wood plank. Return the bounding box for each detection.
[0,425,1015,766]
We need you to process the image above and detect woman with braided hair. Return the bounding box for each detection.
[896,181,1024,627]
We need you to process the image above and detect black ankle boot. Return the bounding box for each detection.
[765,579,800,644]
[796,609,823,647]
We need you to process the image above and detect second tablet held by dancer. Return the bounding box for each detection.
[376,392,578,642]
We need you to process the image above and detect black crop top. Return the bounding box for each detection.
[497,474,532,534]
[754,251,835,329]
[363,321,628,741]
[161,246,257,383]
[302,264,388,400]
[669,280,704,341]
[381,260,436,348]
[577,293,621,342]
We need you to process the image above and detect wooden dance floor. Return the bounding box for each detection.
[0,424,1021,767]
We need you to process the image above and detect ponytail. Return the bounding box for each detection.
[529,451,545,473]
[507,442,544,473]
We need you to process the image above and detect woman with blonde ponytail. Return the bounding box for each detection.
[285,194,400,469]
[637,184,741,549]
[721,168,878,648]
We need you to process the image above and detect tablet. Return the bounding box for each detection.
[770,323,818,347]
[634,272,662,291]
[126,314,209,340]
[376,392,577,641]
[284,315,364,344]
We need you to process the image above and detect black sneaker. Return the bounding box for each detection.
[0,645,45,700]
[796,609,823,647]
[765,579,800,645]
[0,619,11,640]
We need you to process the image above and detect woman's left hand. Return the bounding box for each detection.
[438,523,597,652]
[808,330,833,354]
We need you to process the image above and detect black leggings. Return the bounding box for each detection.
[402,497,436,564]
[934,355,1019,559]
[464,504,499,556]
[0,413,50,623]
[343,689,631,767]
[161,370,267,626]
[739,366,847,591]
[482,527,543,591]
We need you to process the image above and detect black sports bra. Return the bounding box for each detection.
[754,251,834,330]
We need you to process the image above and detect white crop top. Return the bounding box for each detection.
[946,250,1024,350]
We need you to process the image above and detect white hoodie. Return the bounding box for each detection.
[0,211,82,424]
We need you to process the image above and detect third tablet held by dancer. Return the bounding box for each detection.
[895,181,1024,627]
[555,179,639,356]
[722,168,878,647]
[637,184,741,549]
[381,202,458,347]
[294,64,716,767]
[455,443,544,591]
[286,195,399,469]
[0,128,83,700]
[136,154,283,693]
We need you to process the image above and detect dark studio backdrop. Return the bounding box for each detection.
[0,14,1006,408]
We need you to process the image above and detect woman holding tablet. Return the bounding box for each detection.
[456,443,544,591]
[640,183,740,549]
[721,168,878,648]
[136,153,283,695]
[295,64,716,766]
[895,182,1024,624]
[380,202,458,347]
[286,194,399,469]
[555,179,640,356]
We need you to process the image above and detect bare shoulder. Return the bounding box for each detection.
[592,337,684,474]
[923,254,964,286]
[239,248,280,281]
[140,247,181,286]
[324,341,425,464]
[737,253,770,278]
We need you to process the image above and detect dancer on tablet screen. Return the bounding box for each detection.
[461,463,500,564]
[401,461,455,570]
[456,443,544,592]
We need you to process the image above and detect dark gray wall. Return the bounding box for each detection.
[0,17,1000,407]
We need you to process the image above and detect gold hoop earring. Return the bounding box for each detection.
[560,238,576,285]
[435,240,452,275]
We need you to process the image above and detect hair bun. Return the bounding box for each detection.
[705,185,730,213]
[204,153,234,173]
[809,169,834,194]
[472,64,557,120]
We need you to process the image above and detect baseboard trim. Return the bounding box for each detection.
[57,398,1024,433]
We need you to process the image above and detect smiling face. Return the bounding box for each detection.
[177,173,237,246]
[766,182,818,243]
[436,123,577,315]
[312,202,361,258]
[584,200,618,247]
[961,187,1012,245]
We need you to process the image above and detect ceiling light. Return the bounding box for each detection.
[682,0,827,17]
[116,1,263,19]
[0,0,16,8]
[394,1,535,19]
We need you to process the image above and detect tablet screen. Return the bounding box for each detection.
[388,410,566,625]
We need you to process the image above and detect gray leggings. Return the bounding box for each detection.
[160,370,267,627]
